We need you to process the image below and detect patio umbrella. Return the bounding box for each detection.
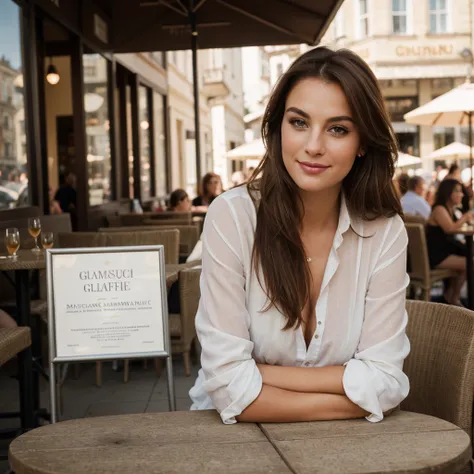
[227,138,266,161]
[395,152,421,168]
[426,141,474,162]
[404,81,474,186]
[112,0,343,181]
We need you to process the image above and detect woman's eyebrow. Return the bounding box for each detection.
[285,107,310,119]
[327,116,354,123]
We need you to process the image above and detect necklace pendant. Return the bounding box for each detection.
[306,257,312,263]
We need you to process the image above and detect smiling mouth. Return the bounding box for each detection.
[297,161,330,175]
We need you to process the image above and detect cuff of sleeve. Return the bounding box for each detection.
[204,360,263,425]
[343,359,385,423]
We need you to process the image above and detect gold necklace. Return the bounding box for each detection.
[306,257,312,263]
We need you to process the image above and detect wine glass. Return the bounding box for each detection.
[42,232,54,249]
[5,228,20,260]
[28,217,41,253]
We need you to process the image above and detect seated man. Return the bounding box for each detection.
[401,176,431,219]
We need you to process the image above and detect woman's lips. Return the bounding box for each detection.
[297,161,330,175]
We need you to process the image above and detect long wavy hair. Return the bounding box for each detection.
[247,47,402,330]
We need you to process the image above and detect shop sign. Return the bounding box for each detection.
[395,44,454,58]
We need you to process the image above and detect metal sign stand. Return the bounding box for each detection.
[46,245,176,423]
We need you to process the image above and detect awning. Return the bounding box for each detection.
[111,0,344,53]
[227,139,265,161]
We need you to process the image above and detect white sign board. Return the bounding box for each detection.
[47,246,169,362]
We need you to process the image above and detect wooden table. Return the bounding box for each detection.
[449,226,474,309]
[8,410,471,474]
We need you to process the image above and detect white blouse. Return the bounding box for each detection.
[189,185,410,424]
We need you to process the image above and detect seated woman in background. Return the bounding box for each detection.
[443,163,471,213]
[192,172,222,208]
[426,179,473,306]
[169,189,192,212]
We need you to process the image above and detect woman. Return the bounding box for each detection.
[443,163,471,213]
[189,47,410,424]
[426,179,472,305]
[168,189,192,212]
[192,172,222,207]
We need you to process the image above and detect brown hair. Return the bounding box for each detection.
[200,172,222,200]
[169,188,189,209]
[247,46,402,330]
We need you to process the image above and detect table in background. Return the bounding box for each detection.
[450,226,474,309]
[8,410,471,474]
[0,250,188,429]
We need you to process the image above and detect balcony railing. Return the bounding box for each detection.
[202,67,230,99]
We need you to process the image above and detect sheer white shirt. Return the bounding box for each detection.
[189,186,410,424]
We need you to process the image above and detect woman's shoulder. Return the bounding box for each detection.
[206,186,257,226]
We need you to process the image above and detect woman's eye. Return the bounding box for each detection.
[289,118,307,129]
[329,126,349,136]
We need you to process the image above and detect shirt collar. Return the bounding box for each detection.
[335,193,352,249]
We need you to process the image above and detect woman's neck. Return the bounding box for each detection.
[300,186,341,233]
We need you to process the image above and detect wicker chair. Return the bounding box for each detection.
[405,223,458,301]
[403,213,427,225]
[402,300,474,474]
[169,266,201,376]
[0,327,34,435]
[104,229,179,265]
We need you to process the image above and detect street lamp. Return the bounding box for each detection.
[46,58,60,86]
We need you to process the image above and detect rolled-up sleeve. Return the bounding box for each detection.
[195,196,262,424]
[343,216,410,422]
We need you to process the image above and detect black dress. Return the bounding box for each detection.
[192,195,215,207]
[425,211,466,269]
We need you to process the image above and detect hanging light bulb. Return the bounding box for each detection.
[46,58,60,85]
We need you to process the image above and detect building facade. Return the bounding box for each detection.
[242,0,473,169]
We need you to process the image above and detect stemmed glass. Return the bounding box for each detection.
[5,228,20,260]
[42,232,54,249]
[28,217,41,253]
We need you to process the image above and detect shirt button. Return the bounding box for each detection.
[318,321,322,325]
[314,334,319,339]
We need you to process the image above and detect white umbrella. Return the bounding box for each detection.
[426,141,474,161]
[404,81,474,185]
[395,152,421,168]
[227,139,266,161]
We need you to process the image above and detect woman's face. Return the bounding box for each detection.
[206,177,221,196]
[176,196,192,212]
[450,185,463,206]
[281,78,362,196]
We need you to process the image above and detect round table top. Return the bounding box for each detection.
[450,225,474,236]
[8,410,472,474]
[0,250,182,288]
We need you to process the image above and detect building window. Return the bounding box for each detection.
[139,85,152,200]
[334,11,344,38]
[392,0,409,34]
[429,0,449,33]
[357,0,369,38]
[153,91,167,197]
[0,0,28,209]
[83,53,112,206]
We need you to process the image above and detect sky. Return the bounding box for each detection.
[0,0,22,70]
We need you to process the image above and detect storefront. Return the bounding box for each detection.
[0,0,169,230]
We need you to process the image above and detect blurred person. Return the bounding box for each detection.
[443,163,471,212]
[0,309,17,329]
[426,179,472,306]
[54,172,77,213]
[169,189,192,212]
[49,187,62,215]
[189,47,409,424]
[396,173,409,197]
[231,170,246,188]
[400,176,431,219]
[192,172,223,207]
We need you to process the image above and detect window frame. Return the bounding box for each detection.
[392,0,412,35]
[355,0,370,39]
[428,0,450,34]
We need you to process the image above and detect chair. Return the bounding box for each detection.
[57,232,105,248]
[104,229,179,265]
[169,266,201,376]
[403,213,427,225]
[0,327,34,439]
[405,223,458,301]
[105,215,122,227]
[402,300,474,474]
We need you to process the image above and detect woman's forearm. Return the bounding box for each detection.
[236,384,368,423]
[257,364,346,395]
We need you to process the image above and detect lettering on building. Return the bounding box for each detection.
[395,44,454,58]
